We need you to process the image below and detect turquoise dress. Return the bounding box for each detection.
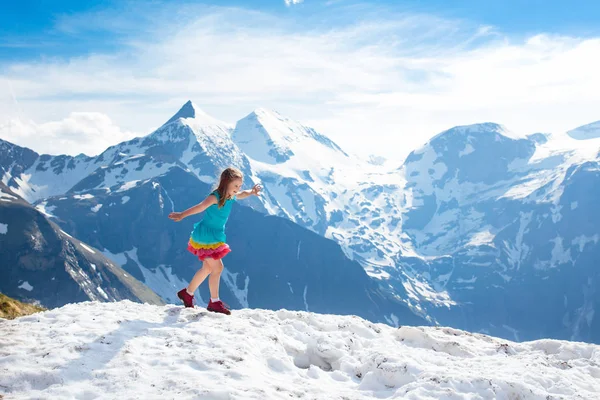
[187,191,236,261]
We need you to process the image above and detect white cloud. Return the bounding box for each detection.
[0,5,599,161]
[285,0,304,5]
[0,112,138,156]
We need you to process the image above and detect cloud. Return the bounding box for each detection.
[0,112,138,156]
[285,0,304,5]
[1,4,599,160]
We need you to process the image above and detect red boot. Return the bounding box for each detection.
[177,289,194,308]
[207,300,231,315]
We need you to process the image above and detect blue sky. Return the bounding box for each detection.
[3,0,600,61]
[1,0,600,157]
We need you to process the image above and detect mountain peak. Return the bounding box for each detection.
[163,101,227,128]
[567,120,600,140]
[165,100,197,124]
[430,122,507,142]
[247,107,283,121]
[232,108,347,163]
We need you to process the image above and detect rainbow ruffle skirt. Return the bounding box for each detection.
[187,222,231,261]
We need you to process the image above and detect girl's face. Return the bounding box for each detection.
[227,178,243,197]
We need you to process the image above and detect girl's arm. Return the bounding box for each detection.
[168,194,218,222]
[236,184,262,200]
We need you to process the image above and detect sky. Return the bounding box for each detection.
[1,0,600,160]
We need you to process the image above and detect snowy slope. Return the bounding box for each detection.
[567,120,600,140]
[0,182,164,308]
[2,301,599,399]
[392,124,600,342]
[231,108,405,271]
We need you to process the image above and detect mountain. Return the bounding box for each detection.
[2,101,600,343]
[0,182,164,308]
[230,107,404,271]
[37,165,423,325]
[2,301,598,399]
[0,101,251,205]
[0,137,96,202]
[393,123,600,342]
[567,120,600,140]
[232,108,348,164]
[0,102,419,324]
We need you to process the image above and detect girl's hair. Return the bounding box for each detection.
[214,167,243,208]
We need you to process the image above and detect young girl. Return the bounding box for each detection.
[168,167,261,314]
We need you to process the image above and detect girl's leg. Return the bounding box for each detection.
[186,261,212,294]
[206,258,224,300]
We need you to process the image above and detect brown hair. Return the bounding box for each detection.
[214,167,243,208]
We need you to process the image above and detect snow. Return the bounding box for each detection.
[221,270,250,308]
[458,143,475,157]
[572,234,600,253]
[74,194,95,200]
[384,313,400,328]
[102,247,196,305]
[139,263,193,305]
[567,120,600,140]
[502,325,521,342]
[1,301,599,399]
[297,186,318,223]
[0,223,7,234]
[35,201,57,219]
[456,276,477,284]
[303,286,309,311]
[408,277,456,308]
[467,230,495,247]
[60,229,73,238]
[0,191,17,202]
[96,286,109,300]
[8,156,96,203]
[91,204,103,213]
[6,104,600,341]
[18,281,33,291]
[503,212,532,271]
[550,236,572,268]
[79,243,96,254]
[118,180,140,192]
[161,187,175,212]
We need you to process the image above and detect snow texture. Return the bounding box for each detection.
[1,301,598,399]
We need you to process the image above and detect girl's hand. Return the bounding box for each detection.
[168,212,184,222]
[251,184,262,196]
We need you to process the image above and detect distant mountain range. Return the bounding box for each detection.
[1,101,598,343]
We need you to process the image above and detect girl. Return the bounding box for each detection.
[168,167,261,314]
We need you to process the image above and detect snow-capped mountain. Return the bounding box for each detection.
[0,182,163,308]
[0,137,96,202]
[2,301,598,399]
[230,107,405,272]
[392,123,600,342]
[567,120,600,140]
[0,102,422,324]
[36,165,423,325]
[0,101,251,205]
[2,101,599,344]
